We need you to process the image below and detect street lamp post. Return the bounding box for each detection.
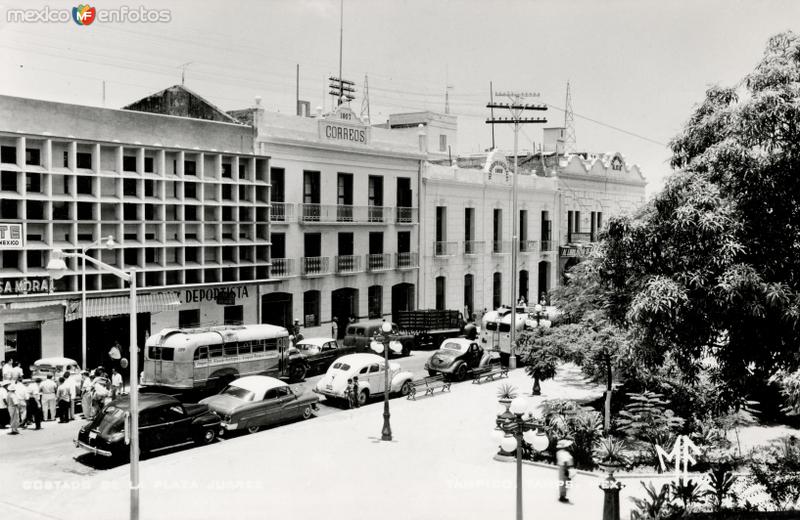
[80,235,117,370]
[372,320,394,441]
[47,249,140,520]
[493,396,550,520]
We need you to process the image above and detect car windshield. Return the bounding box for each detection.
[442,342,466,352]
[296,343,319,351]
[485,322,498,331]
[331,362,351,371]
[219,385,255,401]
[93,405,125,435]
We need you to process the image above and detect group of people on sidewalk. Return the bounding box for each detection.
[344,376,361,409]
[0,359,125,435]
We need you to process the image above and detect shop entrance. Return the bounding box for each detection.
[4,322,41,376]
[331,288,358,339]
[391,283,415,324]
[261,292,293,330]
[65,313,150,376]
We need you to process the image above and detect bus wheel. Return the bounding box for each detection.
[289,364,307,382]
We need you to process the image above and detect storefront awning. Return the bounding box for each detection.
[65,291,181,321]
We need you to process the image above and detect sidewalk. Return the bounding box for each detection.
[2,364,655,520]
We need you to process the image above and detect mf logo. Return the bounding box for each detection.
[656,435,701,480]
[72,4,96,26]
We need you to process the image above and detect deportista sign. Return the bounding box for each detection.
[0,223,22,249]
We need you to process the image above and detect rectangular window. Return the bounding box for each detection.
[338,232,354,256]
[368,285,382,319]
[435,276,446,311]
[185,182,197,199]
[25,148,40,166]
[184,160,197,176]
[337,173,353,207]
[272,233,286,258]
[26,172,41,193]
[436,206,447,242]
[397,231,411,254]
[304,291,320,327]
[439,134,447,152]
[270,168,285,202]
[464,207,474,242]
[369,232,383,255]
[76,152,92,169]
[144,157,154,173]
[520,210,528,245]
[574,210,581,233]
[493,272,502,309]
[222,163,232,178]
[304,232,321,258]
[224,305,244,325]
[123,156,137,172]
[0,171,17,191]
[396,177,412,207]
[368,176,383,206]
[303,170,320,203]
[493,209,503,252]
[0,146,16,164]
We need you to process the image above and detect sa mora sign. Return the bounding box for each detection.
[0,223,22,249]
[0,278,51,296]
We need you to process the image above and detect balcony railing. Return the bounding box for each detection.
[540,240,554,252]
[270,258,294,278]
[300,204,391,224]
[367,253,392,271]
[335,255,362,274]
[520,240,538,253]
[300,256,330,276]
[568,232,592,243]
[396,252,419,269]
[434,241,458,256]
[492,240,511,254]
[269,202,294,223]
[464,240,485,255]
[395,207,418,224]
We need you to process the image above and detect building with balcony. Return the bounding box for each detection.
[0,89,269,370]
[419,149,560,317]
[233,103,424,338]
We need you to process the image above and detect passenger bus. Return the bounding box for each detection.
[142,324,300,391]
[479,307,527,365]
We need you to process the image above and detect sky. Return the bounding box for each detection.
[0,0,798,197]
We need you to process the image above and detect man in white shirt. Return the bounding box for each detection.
[26,378,42,430]
[3,360,14,381]
[111,369,123,399]
[11,362,24,382]
[39,375,57,421]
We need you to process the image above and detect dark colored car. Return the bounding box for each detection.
[75,393,221,459]
[289,337,367,379]
[424,338,500,381]
[342,320,414,357]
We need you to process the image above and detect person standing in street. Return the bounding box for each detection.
[39,374,57,421]
[0,381,9,429]
[11,361,23,382]
[556,440,575,503]
[108,341,122,371]
[14,380,28,427]
[56,377,71,423]
[7,382,22,434]
[25,378,42,430]
[111,369,123,399]
[351,376,361,408]
[64,371,78,421]
[80,372,93,420]
[344,378,354,409]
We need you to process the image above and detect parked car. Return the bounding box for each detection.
[313,353,414,406]
[75,393,220,459]
[342,320,414,357]
[200,375,319,434]
[32,357,84,412]
[424,338,500,381]
[290,337,366,379]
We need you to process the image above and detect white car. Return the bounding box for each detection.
[313,353,414,406]
[32,357,82,381]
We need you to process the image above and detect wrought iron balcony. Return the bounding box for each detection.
[335,255,362,275]
[434,241,458,257]
[395,207,418,224]
[269,202,294,223]
[520,240,538,253]
[300,256,330,276]
[367,253,392,272]
[396,252,419,269]
[270,258,294,278]
[568,232,592,243]
[464,240,485,255]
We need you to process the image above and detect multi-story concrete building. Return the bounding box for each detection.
[0,90,269,370]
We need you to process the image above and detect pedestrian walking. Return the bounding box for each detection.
[25,378,42,430]
[7,382,22,434]
[556,440,575,503]
[56,377,71,423]
[345,378,354,409]
[111,369,123,399]
[351,376,361,408]
[0,381,9,428]
[40,374,57,421]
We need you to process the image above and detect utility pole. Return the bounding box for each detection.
[489,81,495,150]
[486,92,547,370]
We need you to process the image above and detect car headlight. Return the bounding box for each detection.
[224,415,231,423]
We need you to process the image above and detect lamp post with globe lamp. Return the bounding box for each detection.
[492,395,550,520]
[371,320,395,441]
[47,249,140,520]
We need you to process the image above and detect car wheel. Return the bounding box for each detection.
[289,363,307,382]
[198,427,216,445]
[400,380,412,397]
[456,364,468,381]
[301,406,314,420]
[358,389,369,406]
[246,425,261,434]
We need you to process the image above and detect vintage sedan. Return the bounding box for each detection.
[290,337,366,379]
[200,375,319,434]
[313,353,414,406]
[75,393,220,459]
[424,338,500,381]
[342,320,415,357]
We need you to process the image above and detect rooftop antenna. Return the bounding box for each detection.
[360,74,371,123]
[564,80,577,154]
[445,85,453,114]
[338,0,343,106]
[179,61,193,86]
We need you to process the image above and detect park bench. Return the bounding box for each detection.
[471,365,509,384]
[407,374,452,400]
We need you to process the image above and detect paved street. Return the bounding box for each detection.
[0,363,636,520]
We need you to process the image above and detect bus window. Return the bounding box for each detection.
[265,339,278,352]
[224,342,239,357]
[499,323,510,333]
[239,341,252,355]
[252,340,265,353]
[194,347,208,361]
[209,346,222,358]
[485,322,498,331]
[161,348,174,361]
[148,346,159,359]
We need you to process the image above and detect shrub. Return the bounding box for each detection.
[748,436,800,510]
[616,391,685,468]
[541,399,603,469]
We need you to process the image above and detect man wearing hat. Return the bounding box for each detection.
[6,381,23,434]
[556,439,575,503]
